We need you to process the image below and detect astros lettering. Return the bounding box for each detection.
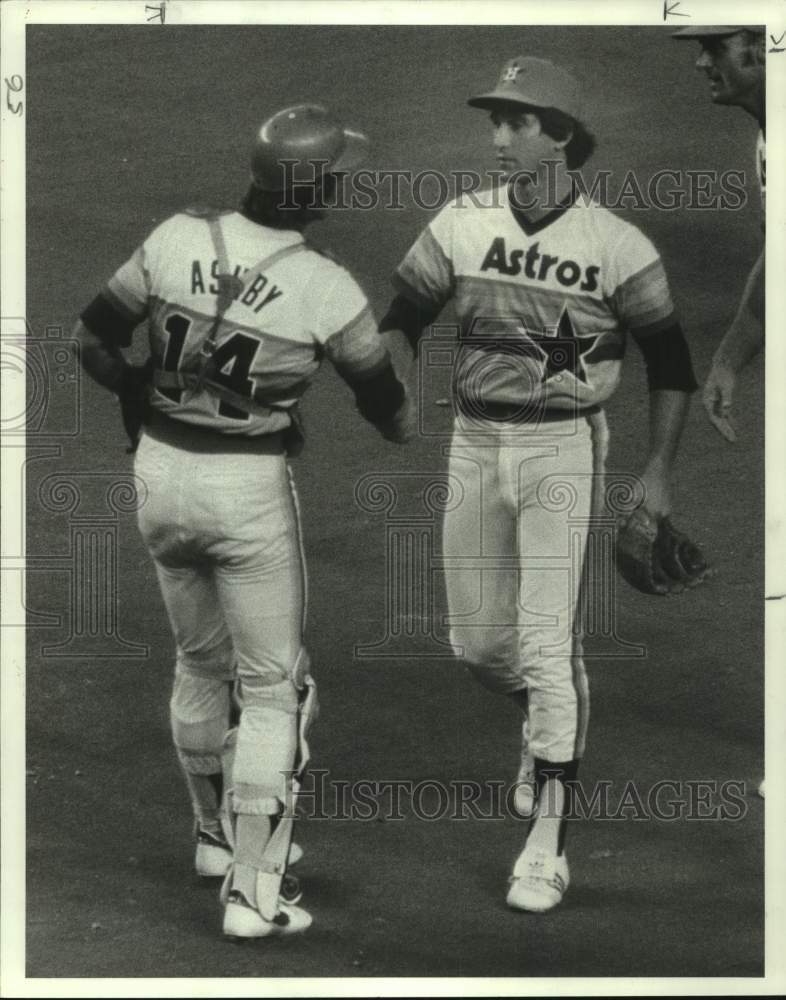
[480,237,600,292]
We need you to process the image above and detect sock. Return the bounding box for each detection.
[182,771,223,835]
[525,758,579,856]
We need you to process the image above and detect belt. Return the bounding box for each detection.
[144,409,285,455]
[456,399,601,424]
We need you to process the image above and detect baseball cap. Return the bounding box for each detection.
[672,25,765,38]
[468,57,582,119]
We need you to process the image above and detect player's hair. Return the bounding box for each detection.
[240,175,337,230]
[536,107,596,170]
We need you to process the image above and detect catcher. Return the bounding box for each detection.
[75,104,412,940]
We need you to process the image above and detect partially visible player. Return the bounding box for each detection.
[381,57,699,912]
[75,105,412,938]
[673,26,766,798]
[673,26,765,443]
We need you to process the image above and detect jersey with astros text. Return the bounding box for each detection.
[395,185,676,411]
[101,209,385,435]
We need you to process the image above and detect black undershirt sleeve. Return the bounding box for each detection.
[631,322,698,393]
[80,292,139,349]
[348,363,406,425]
[378,292,442,354]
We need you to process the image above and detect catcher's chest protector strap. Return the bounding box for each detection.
[185,216,307,393]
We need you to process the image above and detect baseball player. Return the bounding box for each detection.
[672,25,766,798]
[673,26,765,443]
[380,57,698,912]
[75,104,412,938]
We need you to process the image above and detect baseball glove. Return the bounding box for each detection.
[118,359,154,453]
[615,508,712,596]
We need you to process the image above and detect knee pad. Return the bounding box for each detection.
[176,634,235,682]
[170,640,235,771]
[230,678,299,814]
[220,676,317,827]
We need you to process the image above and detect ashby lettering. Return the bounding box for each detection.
[190,259,284,313]
[480,238,599,292]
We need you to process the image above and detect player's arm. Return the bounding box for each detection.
[379,290,442,360]
[75,243,153,448]
[75,236,153,388]
[75,316,129,393]
[632,322,697,517]
[323,305,414,444]
[611,230,698,515]
[376,210,456,422]
[75,286,146,388]
[75,297,153,451]
[382,204,456,355]
[702,249,764,442]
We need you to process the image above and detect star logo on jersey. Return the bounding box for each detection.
[502,65,521,82]
[528,306,600,384]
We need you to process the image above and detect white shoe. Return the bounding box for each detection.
[758,779,765,799]
[506,846,569,913]
[513,719,536,818]
[223,890,312,939]
[196,826,303,877]
[196,827,233,878]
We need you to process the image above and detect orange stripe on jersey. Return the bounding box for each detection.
[324,305,388,378]
[609,257,673,331]
[105,277,147,323]
[392,272,444,312]
[395,227,454,310]
[454,274,613,327]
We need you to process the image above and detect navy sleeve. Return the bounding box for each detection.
[632,322,698,393]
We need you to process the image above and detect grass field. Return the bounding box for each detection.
[24,24,763,978]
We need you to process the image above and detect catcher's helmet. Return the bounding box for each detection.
[250,104,369,192]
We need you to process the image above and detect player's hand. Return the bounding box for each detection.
[638,465,671,520]
[702,362,737,443]
[378,393,416,444]
[117,359,154,453]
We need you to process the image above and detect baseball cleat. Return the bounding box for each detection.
[196,827,233,878]
[223,889,312,939]
[513,718,536,818]
[280,872,303,905]
[506,846,569,913]
[196,827,303,877]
